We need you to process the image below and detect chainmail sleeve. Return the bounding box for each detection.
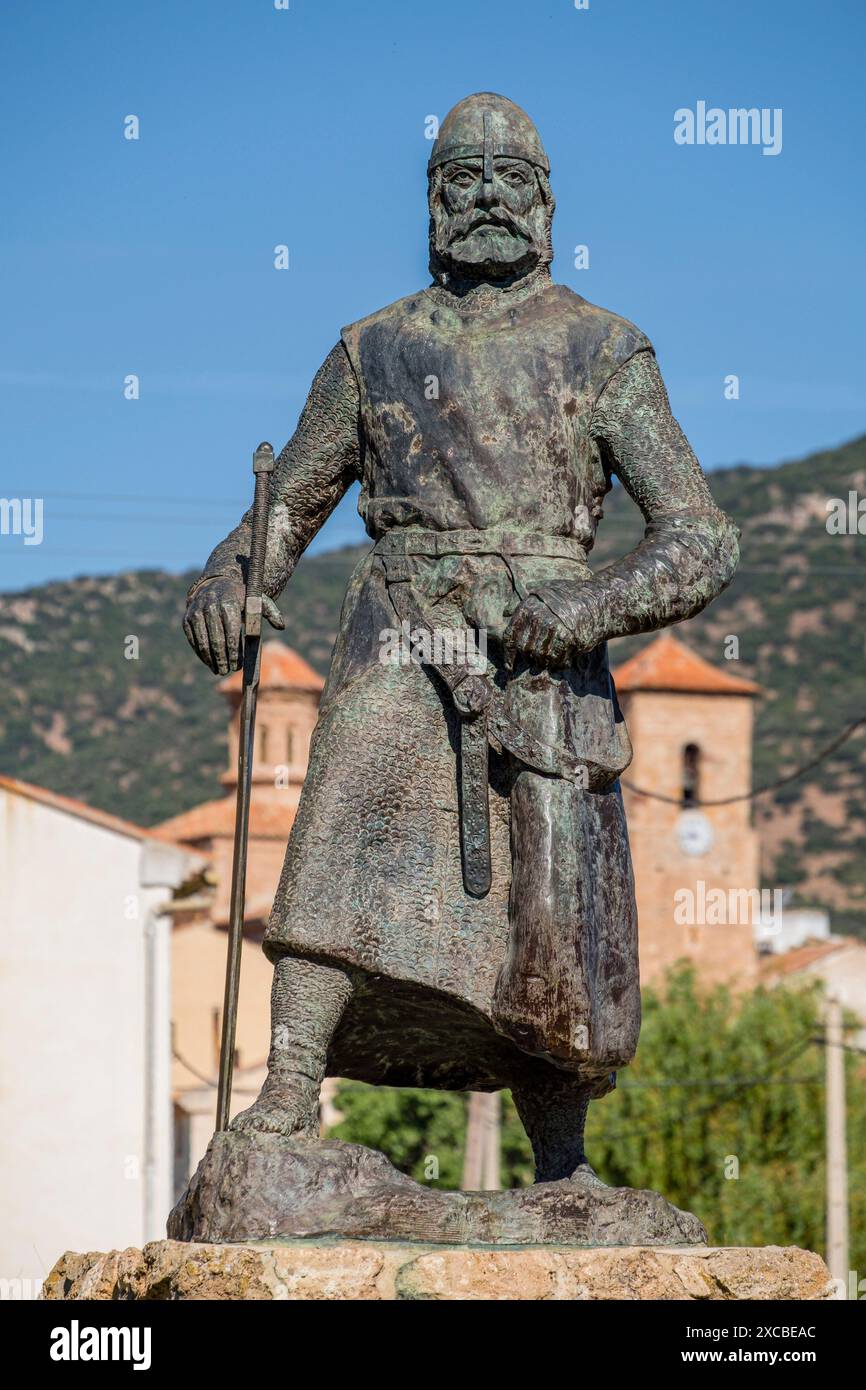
[196,341,362,598]
[532,349,739,650]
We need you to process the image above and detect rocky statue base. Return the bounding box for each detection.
[166,1132,705,1247]
[45,1240,833,1302]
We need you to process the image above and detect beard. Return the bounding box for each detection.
[428,187,553,283]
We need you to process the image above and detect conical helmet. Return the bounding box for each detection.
[428,93,550,176]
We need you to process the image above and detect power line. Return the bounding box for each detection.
[620,1075,821,1089]
[811,1034,866,1057]
[622,714,866,805]
[593,1035,817,1146]
[172,1049,218,1089]
[47,512,243,526]
[3,491,248,507]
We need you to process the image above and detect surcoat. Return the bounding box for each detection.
[263,279,655,1091]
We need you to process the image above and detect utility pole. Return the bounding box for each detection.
[462,1093,485,1189]
[825,994,849,1286]
[462,1091,502,1190]
[481,1091,502,1191]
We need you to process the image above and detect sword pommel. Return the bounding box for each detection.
[253,441,275,474]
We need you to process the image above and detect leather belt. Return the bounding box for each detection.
[374,528,587,562]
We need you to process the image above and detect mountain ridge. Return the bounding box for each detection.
[2,432,864,934]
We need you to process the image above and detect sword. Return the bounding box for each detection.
[384,580,625,900]
[215,441,275,1133]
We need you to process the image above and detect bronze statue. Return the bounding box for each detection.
[174,94,738,1244]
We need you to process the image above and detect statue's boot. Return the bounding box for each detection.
[230,954,353,1138]
[512,1074,606,1186]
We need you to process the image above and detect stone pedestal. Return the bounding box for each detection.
[43,1240,834,1301]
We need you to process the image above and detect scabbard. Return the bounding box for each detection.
[459,709,492,897]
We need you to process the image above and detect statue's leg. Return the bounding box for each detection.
[511,1073,605,1185]
[230,954,352,1137]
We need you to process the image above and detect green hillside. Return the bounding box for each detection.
[1,433,864,932]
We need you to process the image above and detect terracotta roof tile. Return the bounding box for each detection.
[759,939,851,979]
[0,773,163,843]
[612,632,760,696]
[154,795,296,843]
[219,641,324,695]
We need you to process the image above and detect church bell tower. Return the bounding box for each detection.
[612,632,761,989]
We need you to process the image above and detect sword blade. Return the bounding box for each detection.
[215,633,262,1131]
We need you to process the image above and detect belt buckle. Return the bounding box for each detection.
[460,531,485,552]
[499,530,523,557]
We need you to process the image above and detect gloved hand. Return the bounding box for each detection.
[503,584,603,669]
[183,572,285,676]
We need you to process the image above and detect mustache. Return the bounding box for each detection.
[444,208,532,244]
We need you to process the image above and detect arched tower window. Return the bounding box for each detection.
[259,725,269,764]
[682,743,701,807]
[286,727,294,764]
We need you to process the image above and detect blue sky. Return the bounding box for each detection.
[1,0,864,590]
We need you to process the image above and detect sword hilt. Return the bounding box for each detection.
[245,442,275,636]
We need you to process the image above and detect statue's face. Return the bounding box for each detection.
[431,156,549,279]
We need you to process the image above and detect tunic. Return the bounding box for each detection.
[199,272,739,1091]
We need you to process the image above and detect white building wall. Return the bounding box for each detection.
[755,906,831,954]
[0,788,182,1291]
